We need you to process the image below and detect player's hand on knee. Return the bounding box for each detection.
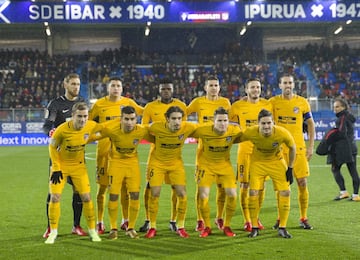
[50,171,63,184]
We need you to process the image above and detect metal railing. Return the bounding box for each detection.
[0,98,358,122]
[0,108,46,122]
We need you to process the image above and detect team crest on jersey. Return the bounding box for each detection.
[133,139,139,145]
[178,134,184,140]
[293,107,300,114]
[226,136,232,142]
[84,133,89,140]
[272,142,279,148]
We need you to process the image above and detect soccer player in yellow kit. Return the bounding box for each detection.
[139,78,187,233]
[89,76,143,234]
[145,106,197,239]
[241,109,296,239]
[45,102,102,244]
[42,73,86,238]
[192,107,241,238]
[95,106,152,240]
[229,78,272,232]
[269,74,315,230]
[187,75,231,232]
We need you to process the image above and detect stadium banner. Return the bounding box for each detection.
[0,119,359,146]
[0,0,359,24]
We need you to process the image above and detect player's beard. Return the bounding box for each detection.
[69,89,79,99]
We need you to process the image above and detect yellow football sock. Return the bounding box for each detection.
[258,188,266,209]
[171,188,177,221]
[248,195,259,228]
[149,195,159,229]
[121,183,129,220]
[83,200,96,230]
[240,187,250,223]
[278,195,290,228]
[298,185,309,219]
[108,200,119,230]
[216,187,226,219]
[195,187,202,221]
[49,201,60,230]
[144,186,150,220]
[128,199,140,230]
[199,197,210,227]
[176,196,187,229]
[275,190,280,219]
[224,195,236,227]
[96,184,107,222]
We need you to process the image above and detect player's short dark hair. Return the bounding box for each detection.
[279,73,294,83]
[245,77,261,87]
[206,75,219,82]
[109,76,122,82]
[159,78,173,90]
[121,106,136,115]
[214,107,228,117]
[165,106,184,119]
[72,102,88,114]
[258,109,272,121]
[159,78,173,85]
[64,73,80,83]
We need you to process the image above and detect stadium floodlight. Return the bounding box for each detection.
[240,26,247,36]
[145,26,150,36]
[45,27,51,37]
[334,26,343,35]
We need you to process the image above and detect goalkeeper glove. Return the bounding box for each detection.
[286,167,293,184]
[48,128,56,137]
[50,171,63,184]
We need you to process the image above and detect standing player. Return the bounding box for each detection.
[145,106,197,239]
[192,107,241,238]
[89,76,143,234]
[269,74,315,230]
[187,75,231,232]
[95,106,152,240]
[42,73,86,238]
[242,109,296,239]
[45,102,102,244]
[229,78,272,232]
[139,78,187,233]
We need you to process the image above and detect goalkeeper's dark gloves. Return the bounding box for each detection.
[50,171,63,184]
[286,167,293,184]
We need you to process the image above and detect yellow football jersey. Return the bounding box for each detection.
[187,96,231,123]
[241,125,295,162]
[229,98,273,154]
[89,96,143,123]
[100,119,150,167]
[269,95,312,150]
[49,120,102,171]
[142,98,187,124]
[191,124,241,164]
[149,121,197,164]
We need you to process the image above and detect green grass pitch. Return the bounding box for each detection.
[0,142,359,259]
